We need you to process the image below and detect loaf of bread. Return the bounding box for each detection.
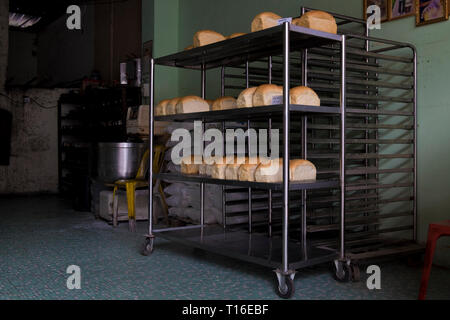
[211,96,237,111]
[225,157,247,180]
[206,99,214,110]
[165,97,180,115]
[254,158,283,183]
[290,159,317,181]
[254,158,317,182]
[292,10,337,34]
[184,45,194,51]
[253,84,283,106]
[251,12,281,32]
[238,157,264,182]
[198,157,211,175]
[181,156,202,175]
[290,86,320,106]
[211,162,228,179]
[155,99,170,116]
[226,32,246,39]
[193,30,226,47]
[237,87,257,108]
[175,96,210,114]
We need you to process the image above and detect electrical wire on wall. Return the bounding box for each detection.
[0,92,57,109]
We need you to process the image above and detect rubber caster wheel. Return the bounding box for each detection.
[351,264,361,282]
[142,237,154,256]
[276,276,295,299]
[333,260,352,283]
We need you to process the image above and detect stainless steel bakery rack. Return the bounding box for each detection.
[143,9,422,299]
[220,7,423,279]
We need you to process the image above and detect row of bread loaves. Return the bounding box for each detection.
[155,96,211,116]
[180,156,316,182]
[237,84,320,108]
[154,96,237,115]
[155,84,320,116]
[251,10,337,34]
[184,10,336,50]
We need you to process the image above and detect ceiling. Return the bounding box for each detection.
[9,0,96,31]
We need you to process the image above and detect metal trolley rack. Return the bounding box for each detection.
[143,9,422,298]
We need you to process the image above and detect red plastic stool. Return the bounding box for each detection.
[418,220,450,300]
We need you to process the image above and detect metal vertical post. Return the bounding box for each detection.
[148,58,155,236]
[221,66,226,230]
[248,119,252,234]
[301,116,307,258]
[245,60,252,233]
[268,56,272,84]
[221,66,225,97]
[339,36,347,260]
[245,61,249,88]
[200,64,206,229]
[412,47,418,242]
[282,22,290,274]
[301,32,308,258]
[222,121,226,229]
[268,118,272,237]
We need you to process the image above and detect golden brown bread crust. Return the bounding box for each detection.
[211,96,237,111]
[237,87,257,108]
[253,158,317,182]
[253,84,283,106]
[290,86,321,106]
[193,30,226,47]
[292,10,337,34]
[251,12,281,32]
[155,99,170,116]
[175,96,210,114]
[180,155,202,175]
[289,159,317,181]
[166,97,181,115]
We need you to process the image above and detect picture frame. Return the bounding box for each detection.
[364,0,389,22]
[415,0,449,26]
[389,0,416,20]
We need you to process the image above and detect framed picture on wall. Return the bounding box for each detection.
[389,0,416,20]
[415,0,449,26]
[364,0,389,22]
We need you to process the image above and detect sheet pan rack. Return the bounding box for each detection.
[143,8,422,298]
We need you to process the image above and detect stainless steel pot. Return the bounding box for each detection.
[97,142,146,183]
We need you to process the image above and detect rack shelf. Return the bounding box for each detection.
[155,24,342,70]
[154,225,337,269]
[155,173,339,191]
[155,104,340,122]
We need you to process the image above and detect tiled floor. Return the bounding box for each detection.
[0,195,449,300]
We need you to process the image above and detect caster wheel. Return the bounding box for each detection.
[142,237,154,256]
[333,260,352,283]
[351,264,361,282]
[276,276,295,299]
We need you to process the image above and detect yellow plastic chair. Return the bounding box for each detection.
[112,145,167,232]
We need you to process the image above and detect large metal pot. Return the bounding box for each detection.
[97,142,146,183]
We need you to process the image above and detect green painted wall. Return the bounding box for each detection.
[143,0,180,101]
[147,0,450,265]
[142,0,154,44]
